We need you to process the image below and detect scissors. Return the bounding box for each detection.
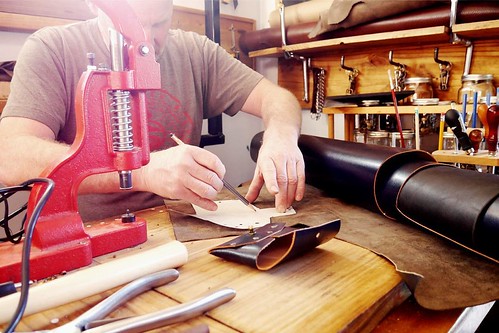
[17,269,235,333]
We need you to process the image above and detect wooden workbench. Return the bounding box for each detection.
[2,206,465,333]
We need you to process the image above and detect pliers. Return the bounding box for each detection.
[27,269,235,333]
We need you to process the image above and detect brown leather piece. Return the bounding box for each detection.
[239,2,499,54]
[209,219,341,270]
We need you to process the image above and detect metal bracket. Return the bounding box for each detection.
[279,0,310,102]
[434,47,452,91]
[388,50,406,91]
[340,55,359,95]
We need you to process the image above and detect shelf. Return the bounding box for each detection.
[432,150,499,167]
[323,104,451,115]
[452,19,499,40]
[249,26,450,58]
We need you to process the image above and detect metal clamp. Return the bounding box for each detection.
[434,48,452,91]
[388,50,406,91]
[340,56,358,95]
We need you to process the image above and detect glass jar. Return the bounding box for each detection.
[353,129,366,143]
[366,131,389,146]
[404,77,434,103]
[443,132,457,151]
[389,131,415,149]
[458,74,495,104]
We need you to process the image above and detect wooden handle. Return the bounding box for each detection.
[0,241,188,324]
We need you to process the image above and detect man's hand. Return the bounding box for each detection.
[139,144,226,211]
[246,134,305,212]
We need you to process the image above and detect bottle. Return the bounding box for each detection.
[442,132,457,151]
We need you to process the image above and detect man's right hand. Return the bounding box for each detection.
[139,144,226,211]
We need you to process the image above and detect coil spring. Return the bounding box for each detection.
[109,90,133,151]
[311,67,326,120]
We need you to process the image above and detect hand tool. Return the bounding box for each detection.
[445,108,474,155]
[486,104,499,156]
[477,103,490,139]
[169,133,257,212]
[387,70,405,148]
[468,129,483,153]
[10,269,236,333]
[0,242,188,324]
[0,0,162,283]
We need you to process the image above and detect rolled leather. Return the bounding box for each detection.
[239,2,499,54]
[209,219,341,270]
[250,132,499,261]
[397,166,499,261]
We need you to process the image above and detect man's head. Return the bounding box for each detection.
[88,0,174,59]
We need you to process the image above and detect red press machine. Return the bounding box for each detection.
[0,0,161,282]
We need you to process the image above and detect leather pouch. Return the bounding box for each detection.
[209,219,340,270]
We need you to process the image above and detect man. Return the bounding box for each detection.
[0,0,305,221]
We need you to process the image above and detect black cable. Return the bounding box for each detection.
[4,178,54,333]
[0,185,30,243]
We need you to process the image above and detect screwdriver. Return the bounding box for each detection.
[0,281,23,297]
[445,108,474,155]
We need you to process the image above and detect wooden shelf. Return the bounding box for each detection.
[323,104,451,115]
[452,19,499,40]
[249,26,450,58]
[249,46,284,58]
[432,150,499,167]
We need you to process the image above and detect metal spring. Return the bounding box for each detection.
[311,67,326,120]
[109,90,134,151]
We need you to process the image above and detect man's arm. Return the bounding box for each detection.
[241,78,306,212]
[0,116,226,211]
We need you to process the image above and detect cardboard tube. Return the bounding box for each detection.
[0,241,188,324]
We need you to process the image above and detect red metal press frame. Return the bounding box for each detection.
[0,0,161,282]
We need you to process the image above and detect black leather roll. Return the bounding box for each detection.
[298,135,404,212]
[397,165,499,260]
[375,153,438,219]
[475,196,499,260]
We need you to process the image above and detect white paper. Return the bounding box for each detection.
[192,200,296,229]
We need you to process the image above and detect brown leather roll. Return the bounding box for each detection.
[239,2,499,54]
[209,219,341,270]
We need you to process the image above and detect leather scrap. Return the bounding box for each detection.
[209,219,341,270]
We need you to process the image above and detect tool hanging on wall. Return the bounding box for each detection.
[229,24,240,59]
[388,50,406,91]
[340,56,358,95]
[279,0,310,103]
[310,67,327,120]
[434,48,452,91]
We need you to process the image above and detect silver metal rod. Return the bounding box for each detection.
[109,28,124,72]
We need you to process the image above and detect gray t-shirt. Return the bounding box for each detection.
[2,18,263,220]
